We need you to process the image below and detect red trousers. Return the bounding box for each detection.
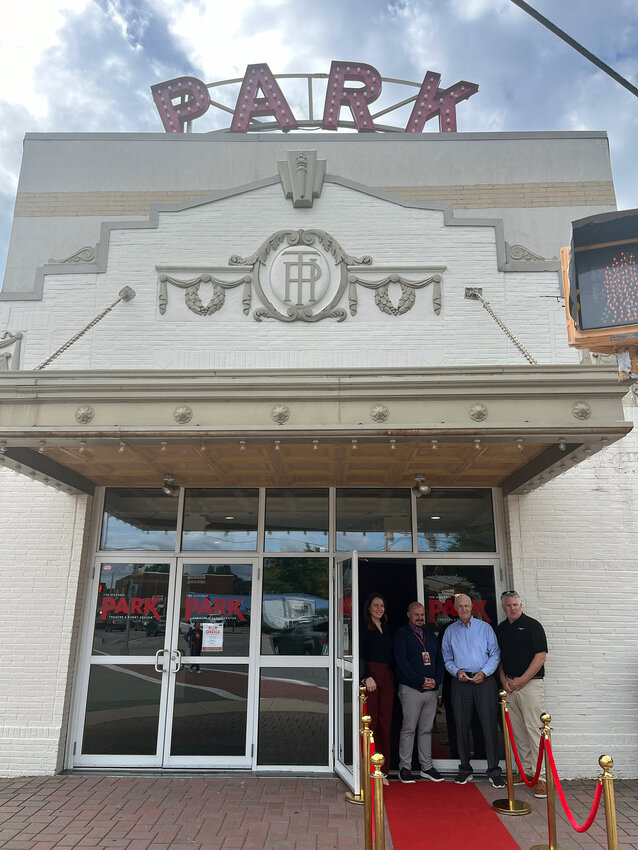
[366,661,394,775]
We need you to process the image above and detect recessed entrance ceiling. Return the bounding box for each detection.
[43,439,548,488]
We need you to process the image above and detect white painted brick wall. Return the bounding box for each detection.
[0,183,575,370]
[506,404,638,778]
[0,468,91,776]
[1,171,635,778]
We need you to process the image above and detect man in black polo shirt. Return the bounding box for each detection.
[496,590,548,798]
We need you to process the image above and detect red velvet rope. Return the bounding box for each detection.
[504,710,544,786]
[545,739,603,833]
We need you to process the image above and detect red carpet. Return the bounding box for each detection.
[384,781,520,849]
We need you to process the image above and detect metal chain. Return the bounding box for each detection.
[34,288,135,370]
[472,291,538,365]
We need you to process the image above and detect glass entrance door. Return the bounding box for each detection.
[417,558,502,768]
[75,557,258,768]
[333,551,359,791]
[164,559,258,767]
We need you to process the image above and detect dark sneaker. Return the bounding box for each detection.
[420,767,445,782]
[399,768,416,784]
[489,775,506,788]
[454,772,473,784]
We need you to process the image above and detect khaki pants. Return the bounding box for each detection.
[507,678,545,779]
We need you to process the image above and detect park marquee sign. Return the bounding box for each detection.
[151,61,479,134]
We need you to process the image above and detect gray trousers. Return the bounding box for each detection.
[397,684,438,771]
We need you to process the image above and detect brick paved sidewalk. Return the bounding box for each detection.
[479,775,638,849]
[0,775,369,850]
[1,772,637,850]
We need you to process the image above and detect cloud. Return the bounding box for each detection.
[0,0,637,288]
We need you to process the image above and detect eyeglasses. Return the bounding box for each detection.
[500,590,520,599]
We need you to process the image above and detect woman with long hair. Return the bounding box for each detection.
[360,592,394,784]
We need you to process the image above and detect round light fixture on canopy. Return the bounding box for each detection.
[412,473,431,498]
[162,473,178,497]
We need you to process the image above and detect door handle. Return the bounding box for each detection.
[170,649,182,673]
[154,648,169,672]
[342,670,353,681]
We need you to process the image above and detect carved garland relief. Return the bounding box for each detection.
[157,228,445,323]
[0,332,23,371]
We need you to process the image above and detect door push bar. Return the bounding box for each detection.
[154,648,169,672]
[154,648,183,673]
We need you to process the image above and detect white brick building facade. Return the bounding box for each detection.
[0,130,635,779]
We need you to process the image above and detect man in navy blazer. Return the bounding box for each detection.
[393,602,445,783]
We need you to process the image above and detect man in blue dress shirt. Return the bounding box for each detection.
[441,593,504,787]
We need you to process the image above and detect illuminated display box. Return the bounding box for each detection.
[562,208,638,356]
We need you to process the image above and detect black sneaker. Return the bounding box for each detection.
[399,768,416,784]
[454,772,473,784]
[489,775,506,788]
[420,767,445,782]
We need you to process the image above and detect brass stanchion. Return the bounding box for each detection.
[493,689,532,815]
[599,755,619,850]
[531,713,569,850]
[363,718,374,850]
[346,685,368,805]
[370,752,386,850]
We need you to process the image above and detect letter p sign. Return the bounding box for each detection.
[150,77,211,132]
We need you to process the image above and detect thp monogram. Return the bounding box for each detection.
[282,250,322,306]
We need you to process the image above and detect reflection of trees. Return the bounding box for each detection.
[420,524,494,552]
[263,558,329,601]
[205,564,251,594]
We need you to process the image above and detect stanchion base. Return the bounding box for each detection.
[492,798,532,816]
[530,845,569,850]
[345,791,365,806]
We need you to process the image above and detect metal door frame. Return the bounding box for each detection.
[70,555,260,769]
[333,551,359,791]
[416,554,504,773]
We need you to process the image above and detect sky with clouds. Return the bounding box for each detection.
[0,0,636,285]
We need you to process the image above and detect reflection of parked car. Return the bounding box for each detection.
[144,618,166,637]
[272,619,329,656]
[95,617,126,632]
